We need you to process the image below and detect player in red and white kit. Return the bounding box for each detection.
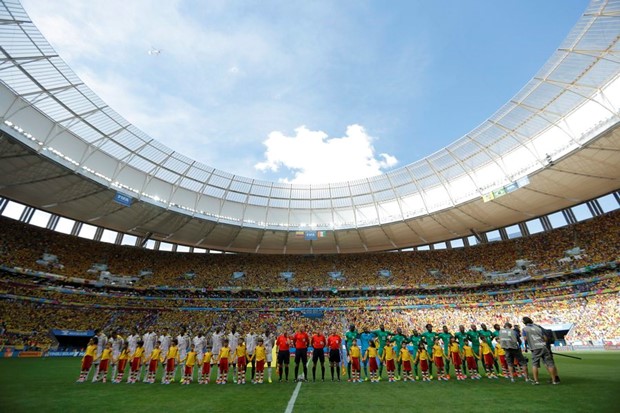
[77,338,97,383]
[311,330,327,382]
[94,342,113,382]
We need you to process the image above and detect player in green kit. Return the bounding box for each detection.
[421,324,437,378]
[438,326,453,376]
[344,325,359,382]
[479,324,494,345]
[390,328,407,380]
[479,323,495,373]
[467,324,481,373]
[454,325,468,374]
[492,324,501,340]
[371,325,392,379]
[408,330,422,379]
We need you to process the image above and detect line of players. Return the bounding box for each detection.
[76,322,531,385]
[339,322,530,383]
[76,326,277,384]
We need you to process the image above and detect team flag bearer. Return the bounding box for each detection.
[162,339,180,384]
[381,338,397,382]
[217,339,231,384]
[397,342,414,382]
[93,342,113,382]
[113,343,130,383]
[363,341,379,383]
[235,341,248,384]
[415,344,431,382]
[463,339,481,379]
[480,338,498,379]
[77,338,97,383]
[432,338,449,381]
[199,347,213,384]
[145,341,162,384]
[128,340,145,384]
[448,337,465,380]
[252,338,267,384]
[348,341,362,382]
[181,344,197,385]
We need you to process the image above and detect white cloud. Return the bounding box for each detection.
[255,125,398,184]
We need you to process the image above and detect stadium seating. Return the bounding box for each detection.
[0,210,618,289]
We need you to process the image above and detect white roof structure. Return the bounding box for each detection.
[0,0,619,254]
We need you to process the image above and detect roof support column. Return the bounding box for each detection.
[93,227,104,242]
[19,205,35,223]
[561,208,577,225]
[70,221,82,236]
[586,200,603,217]
[499,227,508,241]
[0,197,7,215]
[518,222,530,237]
[46,215,59,230]
[540,216,553,232]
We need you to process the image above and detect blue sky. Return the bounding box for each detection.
[22,0,588,184]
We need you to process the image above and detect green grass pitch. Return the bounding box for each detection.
[1,352,619,413]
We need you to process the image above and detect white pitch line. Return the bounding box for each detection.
[284,381,302,413]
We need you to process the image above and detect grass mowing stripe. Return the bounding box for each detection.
[1,353,619,413]
[285,381,302,413]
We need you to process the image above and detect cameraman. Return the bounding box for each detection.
[522,317,559,385]
[498,322,529,382]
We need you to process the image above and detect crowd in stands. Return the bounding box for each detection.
[1,271,618,350]
[0,211,618,290]
[1,268,618,310]
[1,292,619,351]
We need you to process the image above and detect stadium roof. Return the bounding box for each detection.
[0,0,619,254]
